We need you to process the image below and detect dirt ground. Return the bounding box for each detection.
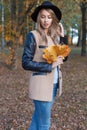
[0,54,87,130]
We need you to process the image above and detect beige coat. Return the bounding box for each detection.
[28,30,62,101]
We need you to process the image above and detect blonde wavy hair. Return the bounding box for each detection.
[36,9,60,44]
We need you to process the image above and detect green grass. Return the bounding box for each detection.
[0,45,86,55]
[70,45,87,55]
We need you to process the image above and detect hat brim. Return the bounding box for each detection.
[31,5,62,22]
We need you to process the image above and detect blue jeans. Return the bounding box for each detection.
[28,83,58,130]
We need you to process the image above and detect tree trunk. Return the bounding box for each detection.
[77,27,81,47]
[71,28,74,44]
[81,2,87,56]
[10,0,18,69]
[1,0,5,49]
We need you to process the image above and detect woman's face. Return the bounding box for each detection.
[39,9,53,32]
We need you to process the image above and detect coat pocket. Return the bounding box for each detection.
[32,72,47,76]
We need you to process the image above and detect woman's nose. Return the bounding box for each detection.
[44,17,48,22]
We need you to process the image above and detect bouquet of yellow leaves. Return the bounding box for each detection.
[42,44,71,64]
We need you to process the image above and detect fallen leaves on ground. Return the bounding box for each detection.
[0,54,87,130]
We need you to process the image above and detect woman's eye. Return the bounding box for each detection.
[40,15,52,19]
[41,15,45,18]
[48,16,52,19]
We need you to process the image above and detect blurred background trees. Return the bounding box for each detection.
[0,0,87,69]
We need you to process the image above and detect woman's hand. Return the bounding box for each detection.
[52,56,64,69]
[57,23,64,37]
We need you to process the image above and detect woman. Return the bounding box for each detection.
[22,1,65,130]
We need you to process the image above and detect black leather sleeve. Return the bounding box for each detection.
[22,32,52,72]
[60,36,64,44]
[60,36,68,62]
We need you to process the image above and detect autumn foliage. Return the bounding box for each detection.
[42,44,71,64]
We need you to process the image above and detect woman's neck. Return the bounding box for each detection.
[44,29,48,35]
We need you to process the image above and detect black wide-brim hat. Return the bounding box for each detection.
[31,1,62,22]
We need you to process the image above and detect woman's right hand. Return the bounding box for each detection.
[52,56,64,69]
[57,23,64,37]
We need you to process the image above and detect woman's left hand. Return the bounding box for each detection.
[52,56,64,69]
